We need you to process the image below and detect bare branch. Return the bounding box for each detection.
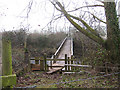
[83,11,106,24]
[68,5,104,12]
[95,0,104,4]
[50,0,62,12]
[68,14,99,36]
[53,1,105,45]
[41,14,63,30]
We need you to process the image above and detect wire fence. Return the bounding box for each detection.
[15,72,120,88]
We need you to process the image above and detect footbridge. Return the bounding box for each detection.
[30,36,91,74]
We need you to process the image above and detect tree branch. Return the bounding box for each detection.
[68,5,104,12]
[83,11,106,24]
[53,1,105,45]
[68,14,99,36]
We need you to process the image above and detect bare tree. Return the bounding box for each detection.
[50,0,120,64]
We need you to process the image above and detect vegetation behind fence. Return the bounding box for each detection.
[2,29,67,74]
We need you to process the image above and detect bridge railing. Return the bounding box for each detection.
[51,37,67,59]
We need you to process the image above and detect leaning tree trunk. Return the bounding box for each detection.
[104,1,120,64]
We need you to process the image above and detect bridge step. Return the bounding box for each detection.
[47,63,64,74]
[46,67,63,74]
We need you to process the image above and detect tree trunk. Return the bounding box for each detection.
[104,1,120,63]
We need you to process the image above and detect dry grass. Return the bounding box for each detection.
[15,71,119,88]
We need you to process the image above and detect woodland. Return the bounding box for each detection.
[1,0,120,88]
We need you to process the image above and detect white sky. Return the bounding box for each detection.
[0,0,119,33]
[0,0,54,32]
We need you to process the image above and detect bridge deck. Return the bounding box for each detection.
[47,37,73,74]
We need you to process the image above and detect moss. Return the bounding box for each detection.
[2,39,12,75]
[1,74,16,87]
[104,1,120,63]
[69,14,99,36]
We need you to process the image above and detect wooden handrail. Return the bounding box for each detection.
[65,64,92,67]
[51,37,67,59]
[30,58,76,61]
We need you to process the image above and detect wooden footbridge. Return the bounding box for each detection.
[0,34,91,88]
[47,36,73,74]
[30,36,91,74]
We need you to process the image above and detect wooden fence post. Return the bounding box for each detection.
[53,55,56,63]
[71,55,74,71]
[65,54,67,72]
[44,53,47,71]
[68,57,70,71]
[24,51,31,72]
[35,57,39,64]
[40,57,44,71]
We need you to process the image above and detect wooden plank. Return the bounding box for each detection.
[46,67,63,74]
[65,64,92,67]
[46,63,64,74]
[30,57,44,60]
[48,66,64,67]
[31,64,40,71]
[63,71,84,74]
[46,59,76,61]
[0,74,16,87]
[52,63,65,67]
[30,58,76,61]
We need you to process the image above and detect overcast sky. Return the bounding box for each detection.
[0,0,119,33]
[0,0,53,32]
